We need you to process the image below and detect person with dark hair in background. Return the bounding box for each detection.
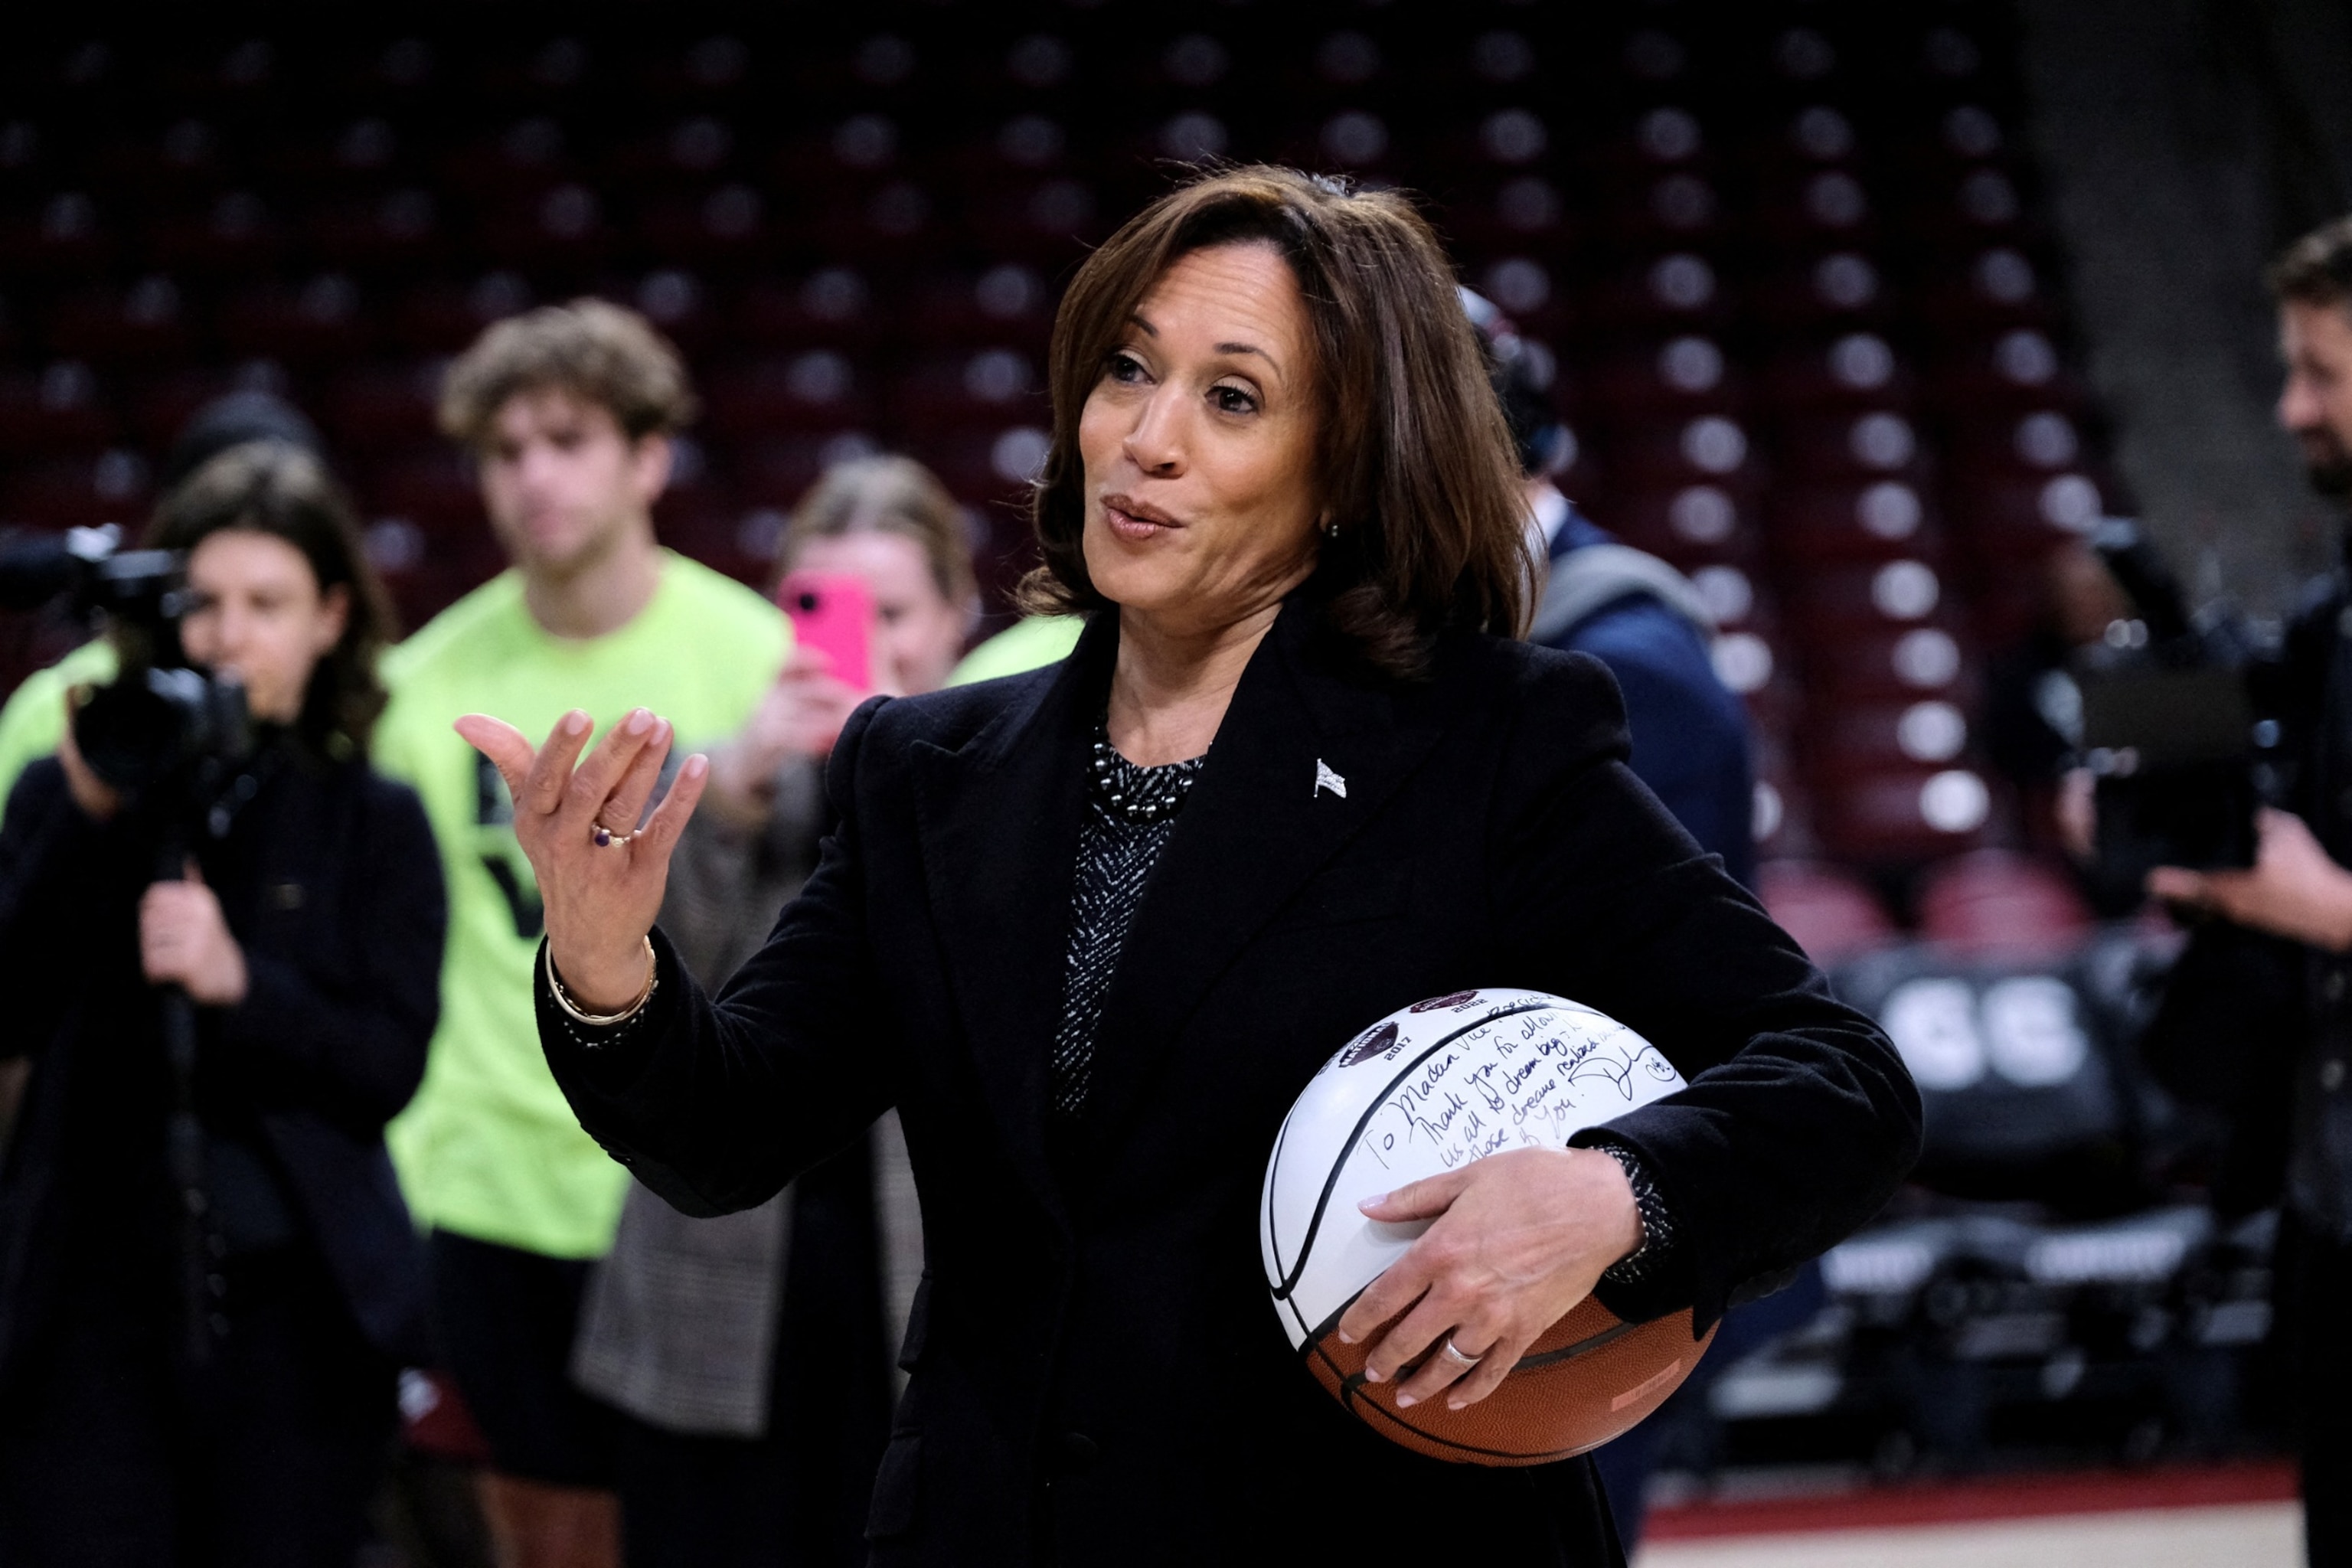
[376,299,786,1568]
[0,443,446,1565]
[0,389,330,796]
[572,455,956,1568]
[2141,214,2352,1567]
[1463,289,1756,891]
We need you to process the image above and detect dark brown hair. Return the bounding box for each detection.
[438,298,697,449]
[777,453,976,606]
[145,441,397,757]
[2269,215,2352,311]
[1020,165,1534,676]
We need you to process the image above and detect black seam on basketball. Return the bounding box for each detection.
[1308,1315,1602,1465]
[1296,1283,1372,1362]
[1510,1318,1641,1369]
[1338,1375,1586,1465]
[1261,1106,1299,1281]
[1269,999,1557,1301]
[1298,1285,1634,1376]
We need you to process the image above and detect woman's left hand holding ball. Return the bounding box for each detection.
[1337,1146,1644,1412]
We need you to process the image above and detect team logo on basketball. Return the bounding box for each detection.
[1338,1022,1398,1068]
[1409,991,1478,1013]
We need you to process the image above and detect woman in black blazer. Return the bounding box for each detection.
[469,167,1919,1566]
[0,445,445,1566]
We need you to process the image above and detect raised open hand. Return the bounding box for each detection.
[455,707,709,1011]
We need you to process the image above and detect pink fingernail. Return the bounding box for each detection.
[1447,1400,1465,1411]
[682,754,709,779]
[563,711,590,736]
[1395,1393,1416,1409]
[1336,1331,1355,1345]
[1363,1366,1382,1383]
[1357,1193,1388,1213]
[626,710,652,735]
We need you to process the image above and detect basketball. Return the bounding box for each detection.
[1259,988,1717,1466]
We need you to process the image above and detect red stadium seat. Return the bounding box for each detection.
[1914,849,2093,958]
[1758,334,1921,412]
[1756,859,1896,966]
[1770,481,1945,563]
[46,281,196,364]
[703,354,877,437]
[1810,694,1974,774]
[147,191,289,275]
[1804,624,1982,704]
[887,349,1047,428]
[0,364,119,455]
[1818,764,2003,861]
[0,450,150,529]
[1774,409,1932,482]
[320,361,444,455]
[217,276,377,363]
[366,446,479,535]
[0,8,2113,844]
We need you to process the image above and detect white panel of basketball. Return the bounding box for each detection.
[1261,988,1688,1351]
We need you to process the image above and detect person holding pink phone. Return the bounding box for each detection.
[570,454,976,1568]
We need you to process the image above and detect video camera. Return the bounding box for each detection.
[0,524,250,795]
[2073,518,2275,890]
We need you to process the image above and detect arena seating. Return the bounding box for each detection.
[7,11,2282,1481]
[0,5,2116,873]
[1697,1203,2276,1472]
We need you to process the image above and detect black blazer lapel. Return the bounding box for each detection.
[911,616,1112,1219]
[1076,599,1453,1156]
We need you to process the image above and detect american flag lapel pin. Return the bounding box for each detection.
[1315,759,1347,799]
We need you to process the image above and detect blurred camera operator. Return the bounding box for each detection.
[2140,215,2352,1566]
[0,443,446,1566]
[0,389,330,799]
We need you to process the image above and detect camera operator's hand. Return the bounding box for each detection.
[2149,807,2352,952]
[2056,767,2097,863]
[141,863,248,1005]
[456,708,705,1013]
[55,691,121,823]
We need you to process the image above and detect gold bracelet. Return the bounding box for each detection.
[546,936,658,1027]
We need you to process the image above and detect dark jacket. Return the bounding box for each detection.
[1541,510,1756,888]
[2145,566,2352,1236]
[0,747,446,1382]
[541,601,1919,1566]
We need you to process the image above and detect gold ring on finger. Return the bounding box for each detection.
[591,822,636,848]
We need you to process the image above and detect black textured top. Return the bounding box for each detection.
[1037,723,1673,1286]
[1047,725,1208,1124]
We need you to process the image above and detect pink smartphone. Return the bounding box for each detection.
[778,570,874,691]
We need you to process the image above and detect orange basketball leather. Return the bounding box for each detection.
[1304,1296,1716,1466]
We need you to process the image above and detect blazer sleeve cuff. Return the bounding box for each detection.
[1571,1126,1717,1333]
[536,927,686,1099]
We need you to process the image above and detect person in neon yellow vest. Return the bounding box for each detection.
[373,300,786,1561]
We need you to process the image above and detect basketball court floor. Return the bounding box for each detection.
[1632,1461,2301,1568]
